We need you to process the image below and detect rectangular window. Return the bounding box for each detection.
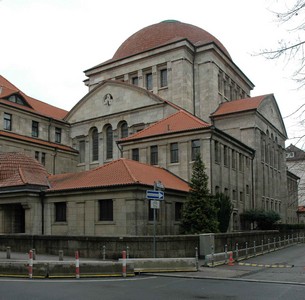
[160,69,168,87]
[233,190,237,201]
[132,148,139,161]
[224,146,229,167]
[55,202,66,222]
[132,76,138,86]
[35,151,39,161]
[170,142,179,163]
[55,127,62,143]
[99,199,113,221]
[41,152,46,166]
[240,191,244,202]
[175,202,183,221]
[191,139,200,161]
[239,153,243,172]
[146,73,153,90]
[150,145,158,165]
[232,150,236,169]
[214,141,220,163]
[79,141,85,163]
[4,113,12,131]
[32,121,39,137]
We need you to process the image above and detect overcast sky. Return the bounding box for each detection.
[1,0,304,147]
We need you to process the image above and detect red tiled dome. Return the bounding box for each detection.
[0,152,49,187]
[113,20,230,60]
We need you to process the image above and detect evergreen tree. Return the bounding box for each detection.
[215,193,233,233]
[180,154,219,234]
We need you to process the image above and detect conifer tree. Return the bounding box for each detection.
[180,154,219,234]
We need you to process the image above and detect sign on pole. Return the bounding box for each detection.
[146,190,164,200]
[150,200,160,209]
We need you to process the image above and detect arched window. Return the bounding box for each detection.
[92,128,99,161]
[120,122,128,138]
[106,125,113,159]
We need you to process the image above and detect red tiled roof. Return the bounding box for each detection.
[0,152,49,188]
[211,95,268,117]
[0,75,68,120]
[113,20,230,61]
[0,130,78,153]
[48,158,190,192]
[119,110,211,142]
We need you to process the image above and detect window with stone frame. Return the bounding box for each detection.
[145,73,153,90]
[160,69,168,88]
[41,152,46,166]
[214,141,220,164]
[92,128,99,161]
[120,122,128,138]
[170,142,179,163]
[4,112,12,131]
[106,125,113,159]
[55,202,67,222]
[224,145,229,167]
[150,145,158,165]
[55,127,62,143]
[99,199,113,221]
[79,141,85,163]
[191,139,200,161]
[32,121,39,137]
[175,202,183,221]
[132,76,138,86]
[132,148,139,161]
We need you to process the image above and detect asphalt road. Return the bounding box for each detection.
[0,275,305,300]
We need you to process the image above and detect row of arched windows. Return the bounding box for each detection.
[90,121,128,162]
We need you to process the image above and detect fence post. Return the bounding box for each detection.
[211,245,215,267]
[235,243,239,262]
[28,250,33,279]
[224,244,228,264]
[245,242,248,259]
[32,249,36,261]
[102,245,106,261]
[6,247,11,259]
[126,246,129,259]
[279,236,281,248]
[268,238,270,253]
[195,247,199,271]
[261,240,264,254]
[273,237,276,251]
[122,250,127,278]
[75,251,80,279]
[59,250,64,261]
[254,241,256,256]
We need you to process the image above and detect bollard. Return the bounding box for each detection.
[28,250,33,279]
[224,244,228,264]
[75,251,80,279]
[211,245,215,267]
[235,243,239,262]
[102,245,106,261]
[6,247,11,259]
[59,250,64,261]
[195,247,199,271]
[122,250,127,278]
[254,241,256,256]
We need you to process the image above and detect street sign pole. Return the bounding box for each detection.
[153,207,156,258]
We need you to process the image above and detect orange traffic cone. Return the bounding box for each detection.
[228,251,234,266]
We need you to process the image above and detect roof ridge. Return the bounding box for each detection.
[121,159,139,183]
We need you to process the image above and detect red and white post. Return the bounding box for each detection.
[122,250,127,278]
[75,250,80,279]
[28,250,33,279]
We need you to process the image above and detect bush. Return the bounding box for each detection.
[241,209,281,230]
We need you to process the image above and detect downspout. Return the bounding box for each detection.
[116,141,123,158]
[192,53,196,116]
[39,190,45,235]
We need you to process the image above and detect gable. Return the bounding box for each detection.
[257,94,287,138]
[66,80,169,123]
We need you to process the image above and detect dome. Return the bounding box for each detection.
[0,152,49,187]
[113,20,230,60]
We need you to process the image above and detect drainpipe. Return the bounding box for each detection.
[192,53,196,116]
[39,190,45,235]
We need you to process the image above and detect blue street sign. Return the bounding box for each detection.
[146,190,164,200]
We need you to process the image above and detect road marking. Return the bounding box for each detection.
[238,262,293,268]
